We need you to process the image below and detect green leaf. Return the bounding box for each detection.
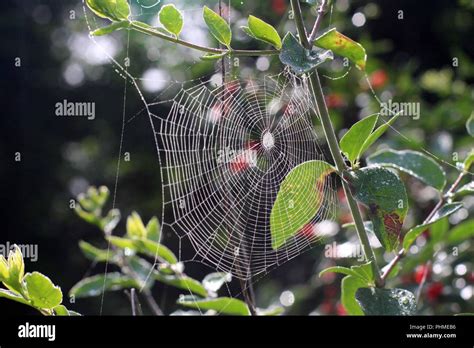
[257,306,285,316]
[24,272,63,309]
[203,6,232,48]
[177,296,250,316]
[79,241,111,262]
[448,219,474,245]
[270,160,336,249]
[86,0,130,22]
[313,28,366,70]
[463,151,474,172]
[0,288,30,306]
[145,217,161,242]
[69,273,140,298]
[202,272,232,293]
[456,182,474,196]
[356,288,416,315]
[154,273,208,298]
[53,305,71,316]
[320,262,375,315]
[403,203,463,250]
[107,236,178,264]
[2,246,25,294]
[279,33,333,74]
[126,212,147,239]
[340,114,378,165]
[358,113,400,156]
[367,150,446,190]
[91,20,130,36]
[467,113,474,137]
[245,15,282,49]
[200,51,229,61]
[158,4,184,37]
[347,167,408,251]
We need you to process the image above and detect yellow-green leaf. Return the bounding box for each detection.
[245,15,282,49]
[203,6,232,48]
[159,4,184,37]
[86,0,130,22]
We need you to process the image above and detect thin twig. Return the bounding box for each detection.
[308,0,328,43]
[130,22,279,57]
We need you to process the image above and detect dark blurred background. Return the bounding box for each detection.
[1,0,473,315]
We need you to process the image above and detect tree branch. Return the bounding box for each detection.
[308,0,328,43]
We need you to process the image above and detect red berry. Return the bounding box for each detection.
[414,265,430,284]
[427,282,444,301]
[271,0,287,16]
[369,69,388,89]
[325,93,345,109]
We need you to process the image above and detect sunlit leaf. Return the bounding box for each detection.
[154,273,208,297]
[270,160,335,249]
[313,28,367,70]
[91,20,130,36]
[243,15,282,49]
[200,51,229,61]
[358,113,400,156]
[367,149,446,190]
[69,273,140,298]
[159,4,184,36]
[24,272,63,309]
[203,6,232,47]
[86,0,130,22]
[340,114,378,165]
[177,296,250,316]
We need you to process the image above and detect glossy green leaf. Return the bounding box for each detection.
[69,273,140,298]
[356,288,416,315]
[159,4,184,36]
[91,20,130,36]
[403,203,463,250]
[279,33,333,74]
[203,6,232,47]
[244,15,282,49]
[467,114,474,137]
[86,0,130,22]
[367,149,446,190]
[24,272,63,309]
[448,219,474,245]
[313,28,367,70]
[270,160,336,249]
[202,272,232,293]
[1,246,25,294]
[358,113,400,156]
[154,273,208,297]
[177,296,250,316]
[340,114,378,165]
[456,182,474,196]
[78,241,111,262]
[463,151,474,172]
[348,167,408,251]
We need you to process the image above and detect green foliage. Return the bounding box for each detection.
[177,296,251,316]
[447,219,474,245]
[340,114,378,166]
[203,6,232,48]
[159,4,184,37]
[313,28,367,70]
[358,114,400,158]
[347,167,408,251]
[270,160,335,249]
[356,288,416,315]
[279,33,333,74]
[70,273,140,298]
[403,203,463,250]
[320,262,375,315]
[242,15,282,49]
[86,0,130,22]
[367,150,446,190]
[466,113,474,136]
[0,246,76,316]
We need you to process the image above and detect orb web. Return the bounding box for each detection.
[150,71,337,280]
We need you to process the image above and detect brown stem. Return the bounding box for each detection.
[308,0,328,43]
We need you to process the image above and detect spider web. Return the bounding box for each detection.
[150,72,337,280]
